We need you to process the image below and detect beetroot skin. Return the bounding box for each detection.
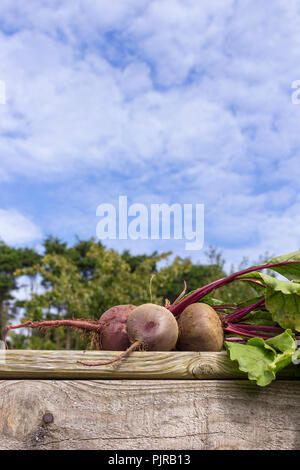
[177,303,224,352]
[126,304,179,351]
[95,304,136,350]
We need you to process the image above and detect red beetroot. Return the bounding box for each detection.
[6,304,136,351]
[95,304,136,350]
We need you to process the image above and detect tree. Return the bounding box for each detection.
[0,241,41,340]
[154,256,226,305]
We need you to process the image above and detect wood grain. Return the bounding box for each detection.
[0,349,297,380]
[0,379,299,450]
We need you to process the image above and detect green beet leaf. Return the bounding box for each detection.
[233,295,265,308]
[238,272,300,332]
[242,309,276,326]
[265,328,297,352]
[225,330,298,387]
[265,250,300,281]
[225,338,276,386]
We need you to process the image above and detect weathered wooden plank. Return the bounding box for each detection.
[0,379,299,450]
[0,350,297,380]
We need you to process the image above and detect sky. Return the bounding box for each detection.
[0,0,300,268]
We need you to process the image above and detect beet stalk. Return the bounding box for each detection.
[222,298,265,323]
[169,259,300,316]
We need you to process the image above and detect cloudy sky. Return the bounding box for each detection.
[0,0,299,266]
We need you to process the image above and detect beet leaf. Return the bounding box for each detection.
[239,272,300,332]
[224,329,299,386]
[265,251,300,281]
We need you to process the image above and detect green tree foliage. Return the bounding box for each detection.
[214,251,275,305]
[0,241,41,340]
[155,246,227,304]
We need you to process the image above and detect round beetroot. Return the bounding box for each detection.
[177,303,223,351]
[97,304,136,350]
[126,303,178,351]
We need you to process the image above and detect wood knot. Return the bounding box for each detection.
[189,357,215,378]
[42,413,54,425]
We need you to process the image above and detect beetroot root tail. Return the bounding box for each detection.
[6,319,102,335]
[77,340,141,367]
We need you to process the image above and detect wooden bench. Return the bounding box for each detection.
[0,350,299,450]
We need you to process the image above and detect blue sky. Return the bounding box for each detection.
[0,0,300,267]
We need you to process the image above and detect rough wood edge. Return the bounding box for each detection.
[0,349,298,380]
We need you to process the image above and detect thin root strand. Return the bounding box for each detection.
[77,340,141,367]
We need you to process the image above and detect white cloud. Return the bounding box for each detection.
[0,209,42,245]
[1,0,297,178]
[0,0,299,263]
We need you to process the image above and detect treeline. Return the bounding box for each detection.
[0,236,264,350]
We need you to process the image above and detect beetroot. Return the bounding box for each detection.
[177,303,223,351]
[6,304,136,351]
[95,304,136,350]
[127,304,178,351]
[78,303,179,366]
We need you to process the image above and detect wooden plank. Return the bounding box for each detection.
[0,349,297,380]
[0,379,299,450]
